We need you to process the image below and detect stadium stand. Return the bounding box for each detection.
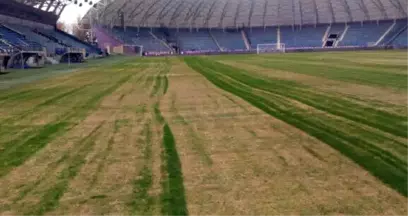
[93,20,407,54]
[246,27,278,49]
[383,20,408,48]
[0,0,102,69]
[111,27,169,52]
[0,40,13,53]
[211,29,247,51]
[0,0,406,67]
[84,0,406,55]
[392,28,408,48]
[10,24,65,55]
[382,19,408,46]
[281,25,327,48]
[339,21,393,47]
[0,25,42,50]
[172,29,219,52]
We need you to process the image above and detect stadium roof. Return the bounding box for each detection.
[90,0,408,28]
[15,0,92,17]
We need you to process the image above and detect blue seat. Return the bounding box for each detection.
[211,29,246,51]
[392,28,408,47]
[340,21,392,46]
[247,27,277,49]
[172,29,218,51]
[281,25,327,48]
[0,26,42,51]
[112,27,170,52]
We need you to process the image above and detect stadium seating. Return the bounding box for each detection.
[0,23,101,56]
[93,26,122,49]
[211,29,246,51]
[339,21,392,46]
[10,25,65,55]
[0,40,13,53]
[281,25,327,48]
[383,20,408,48]
[392,28,407,47]
[151,29,167,41]
[54,29,100,54]
[246,27,277,49]
[0,25,42,50]
[111,27,169,52]
[381,19,408,46]
[96,19,408,53]
[171,29,218,51]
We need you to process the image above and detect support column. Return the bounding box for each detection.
[0,55,5,72]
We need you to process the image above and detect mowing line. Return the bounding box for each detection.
[242,57,407,89]
[189,58,407,138]
[185,56,407,196]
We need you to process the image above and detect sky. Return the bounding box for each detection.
[58,0,99,25]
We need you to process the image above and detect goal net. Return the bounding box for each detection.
[123,44,143,56]
[256,43,286,54]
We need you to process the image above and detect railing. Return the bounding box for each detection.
[19,45,44,52]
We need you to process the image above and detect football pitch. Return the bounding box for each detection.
[0,51,406,215]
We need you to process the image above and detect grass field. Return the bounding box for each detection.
[0,51,406,215]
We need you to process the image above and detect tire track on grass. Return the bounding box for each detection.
[5,73,139,205]
[118,68,147,102]
[169,93,213,166]
[25,122,105,215]
[0,73,135,178]
[87,119,124,188]
[126,61,176,214]
[0,121,69,177]
[160,122,188,216]
[148,66,188,215]
[1,85,88,124]
[129,120,154,215]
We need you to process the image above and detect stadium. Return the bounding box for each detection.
[0,0,407,215]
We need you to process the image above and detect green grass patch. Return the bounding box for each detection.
[90,194,107,199]
[153,102,165,124]
[160,123,188,216]
[162,76,169,95]
[0,121,69,177]
[242,57,407,89]
[150,75,163,97]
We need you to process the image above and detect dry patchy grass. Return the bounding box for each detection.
[163,59,407,215]
[0,52,406,215]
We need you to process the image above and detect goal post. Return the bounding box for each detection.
[256,43,286,54]
[123,44,143,56]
